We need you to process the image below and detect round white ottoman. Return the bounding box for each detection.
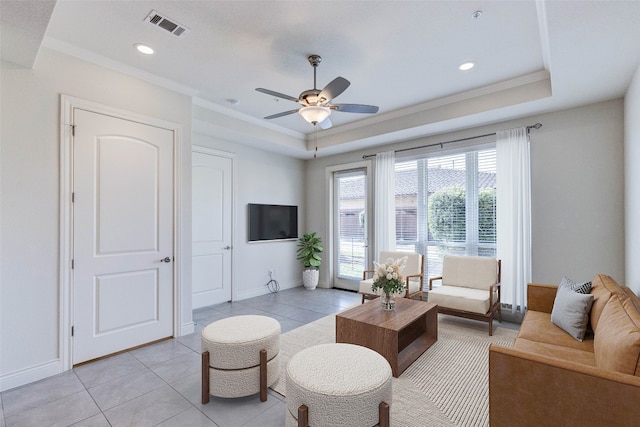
[286,343,392,427]
[201,315,280,403]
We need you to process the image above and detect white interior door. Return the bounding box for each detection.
[72,108,174,364]
[192,149,233,308]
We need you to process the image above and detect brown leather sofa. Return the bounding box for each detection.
[489,274,640,427]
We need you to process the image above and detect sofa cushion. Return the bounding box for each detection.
[551,284,594,342]
[441,255,498,291]
[428,285,490,314]
[621,286,640,310]
[594,296,640,376]
[513,337,596,367]
[517,310,594,352]
[590,274,627,332]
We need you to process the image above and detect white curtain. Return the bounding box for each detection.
[496,128,532,313]
[375,150,396,258]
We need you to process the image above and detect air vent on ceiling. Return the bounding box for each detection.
[145,10,190,38]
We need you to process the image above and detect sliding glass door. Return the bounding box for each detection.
[333,169,369,291]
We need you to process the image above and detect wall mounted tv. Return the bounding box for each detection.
[248,204,298,242]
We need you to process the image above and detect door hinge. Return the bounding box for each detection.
[71,124,76,136]
[71,326,74,337]
[72,192,75,203]
[71,259,74,269]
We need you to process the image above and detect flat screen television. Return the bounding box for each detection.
[248,203,298,242]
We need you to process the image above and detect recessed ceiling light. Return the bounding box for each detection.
[134,43,154,55]
[459,62,475,71]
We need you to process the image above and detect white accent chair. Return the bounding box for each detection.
[358,251,425,304]
[428,255,501,335]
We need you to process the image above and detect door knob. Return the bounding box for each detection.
[223,246,231,250]
[160,257,172,263]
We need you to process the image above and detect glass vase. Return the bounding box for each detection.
[380,293,395,311]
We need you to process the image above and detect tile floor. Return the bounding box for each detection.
[0,287,362,427]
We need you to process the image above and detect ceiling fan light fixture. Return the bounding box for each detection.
[299,106,331,124]
[306,95,319,105]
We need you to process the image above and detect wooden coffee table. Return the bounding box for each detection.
[336,298,437,377]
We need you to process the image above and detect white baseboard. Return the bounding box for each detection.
[180,321,195,337]
[0,359,63,393]
[235,280,301,301]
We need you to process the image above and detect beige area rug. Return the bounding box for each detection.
[271,311,517,427]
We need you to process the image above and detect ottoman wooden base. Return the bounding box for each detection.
[201,315,281,404]
[286,343,392,427]
[201,350,280,402]
[287,403,390,427]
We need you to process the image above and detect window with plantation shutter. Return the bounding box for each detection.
[395,147,496,280]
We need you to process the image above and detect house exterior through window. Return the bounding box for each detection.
[332,147,496,288]
[395,148,497,281]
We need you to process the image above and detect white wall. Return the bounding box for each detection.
[192,123,306,300]
[0,48,193,391]
[304,99,625,288]
[530,99,624,284]
[625,64,640,295]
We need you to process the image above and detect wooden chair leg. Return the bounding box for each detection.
[379,401,390,427]
[298,404,309,427]
[259,349,267,402]
[361,294,365,304]
[488,316,493,336]
[201,351,210,404]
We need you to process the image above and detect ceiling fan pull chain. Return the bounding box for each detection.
[314,125,318,159]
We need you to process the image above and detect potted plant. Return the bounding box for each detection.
[296,232,323,290]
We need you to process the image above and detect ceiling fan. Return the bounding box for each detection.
[255,54,379,129]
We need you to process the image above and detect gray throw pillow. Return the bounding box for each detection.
[551,284,594,341]
[559,276,592,294]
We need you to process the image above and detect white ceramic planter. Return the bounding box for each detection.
[302,269,319,290]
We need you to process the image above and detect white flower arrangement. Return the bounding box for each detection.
[371,256,408,297]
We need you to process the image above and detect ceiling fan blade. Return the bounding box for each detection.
[318,77,350,103]
[318,117,332,129]
[264,109,299,119]
[332,103,379,114]
[255,88,299,103]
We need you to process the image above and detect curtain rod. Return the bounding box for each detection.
[362,122,542,159]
